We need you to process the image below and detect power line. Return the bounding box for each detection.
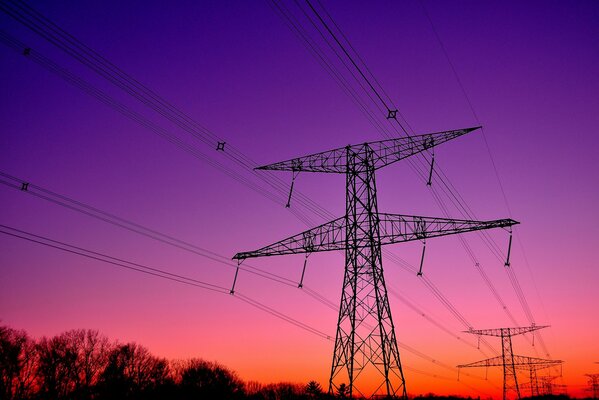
[1,222,491,383]
[0,223,334,340]
[291,0,542,346]
[1,169,497,361]
[3,0,506,360]
[0,29,316,227]
[0,170,353,309]
[418,0,550,357]
[0,224,229,294]
[266,4,504,347]
[0,0,540,384]
[0,25,489,359]
[0,1,328,226]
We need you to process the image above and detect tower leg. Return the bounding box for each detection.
[329,145,407,399]
[501,330,521,400]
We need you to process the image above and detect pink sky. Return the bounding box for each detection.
[1,1,598,397]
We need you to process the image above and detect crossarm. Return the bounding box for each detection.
[378,214,518,243]
[233,214,518,260]
[458,355,563,369]
[465,326,548,338]
[233,217,346,260]
[255,127,480,173]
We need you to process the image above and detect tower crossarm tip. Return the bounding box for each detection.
[254,127,480,173]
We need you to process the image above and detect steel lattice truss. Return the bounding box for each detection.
[458,355,563,369]
[587,374,599,400]
[255,127,478,173]
[234,214,515,260]
[466,325,548,338]
[458,326,562,400]
[234,126,518,399]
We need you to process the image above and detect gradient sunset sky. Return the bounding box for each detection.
[1,0,598,397]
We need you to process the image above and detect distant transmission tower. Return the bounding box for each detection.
[458,326,562,400]
[234,127,518,398]
[587,374,599,399]
[538,375,565,396]
[518,362,563,397]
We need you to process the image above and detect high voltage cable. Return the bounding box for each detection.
[0,21,489,359]
[0,0,544,388]
[266,1,505,352]
[0,2,324,226]
[266,0,395,151]
[2,162,500,355]
[303,0,410,136]
[2,2,472,296]
[0,174,502,389]
[1,7,510,388]
[0,170,494,359]
[0,0,332,225]
[0,223,493,385]
[0,224,334,340]
[418,0,549,357]
[292,0,542,346]
[0,29,314,227]
[5,168,494,361]
[0,0,524,368]
[388,287,486,355]
[272,2,495,249]
[418,0,513,217]
[0,224,229,294]
[0,171,344,307]
[0,22,498,361]
[298,1,505,259]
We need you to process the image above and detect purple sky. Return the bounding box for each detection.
[1,0,598,396]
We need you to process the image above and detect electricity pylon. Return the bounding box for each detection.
[538,375,565,396]
[518,362,563,397]
[587,374,599,399]
[458,326,562,400]
[234,127,518,399]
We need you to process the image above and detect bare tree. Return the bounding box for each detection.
[177,358,244,399]
[0,325,37,400]
[36,334,80,399]
[98,342,170,398]
[60,329,112,398]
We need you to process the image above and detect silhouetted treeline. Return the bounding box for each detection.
[1,325,343,399]
[2,325,588,400]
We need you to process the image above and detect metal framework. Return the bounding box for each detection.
[234,127,519,398]
[587,374,599,399]
[458,326,562,400]
[538,375,566,396]
[517,362,563,397]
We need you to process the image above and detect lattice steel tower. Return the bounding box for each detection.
[234,127,518,398]
[458,325,562,400]
[587,374,599,399]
